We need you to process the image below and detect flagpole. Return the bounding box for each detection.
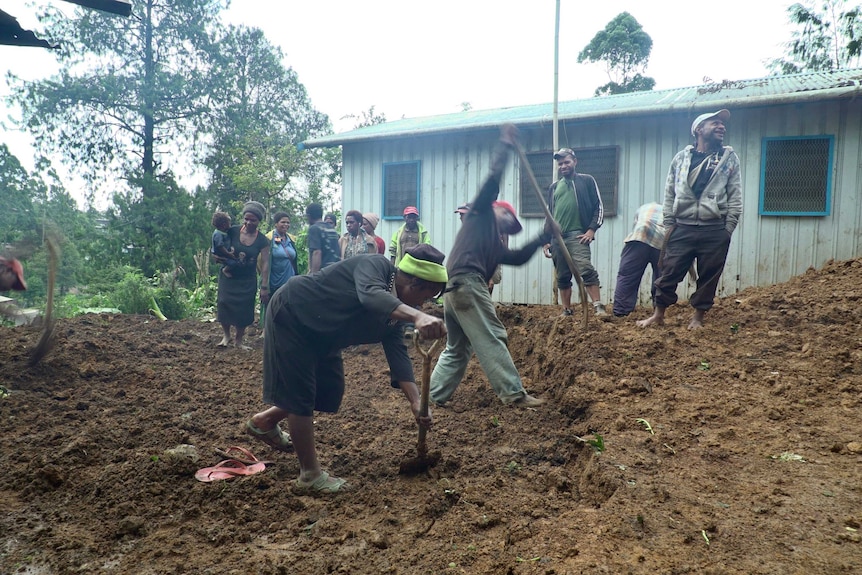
[553,0,560,157]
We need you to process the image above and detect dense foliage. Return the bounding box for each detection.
[2,2,342,321]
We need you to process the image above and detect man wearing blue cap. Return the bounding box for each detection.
[638,109,742,330]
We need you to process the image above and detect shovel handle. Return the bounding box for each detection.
[413,331,444,454]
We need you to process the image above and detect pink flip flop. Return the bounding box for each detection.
[213,446,272,466]
[195,458,267,483]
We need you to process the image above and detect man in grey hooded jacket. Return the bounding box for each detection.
[638,109,742,330]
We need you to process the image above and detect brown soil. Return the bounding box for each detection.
[1,258,861,575]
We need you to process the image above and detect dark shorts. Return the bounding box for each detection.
[261,288,345,416]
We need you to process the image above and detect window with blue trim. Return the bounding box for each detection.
[760,136,833,216]
[382,161,420,219]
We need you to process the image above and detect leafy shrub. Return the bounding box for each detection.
[294,229,308,275]
[112,270,154,315]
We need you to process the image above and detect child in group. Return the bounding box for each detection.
[211,211,239,277]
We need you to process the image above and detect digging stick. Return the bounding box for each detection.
[29,234,58,366]
[415,332,444,457]
[512,142,590,328]
[399,331,444,475]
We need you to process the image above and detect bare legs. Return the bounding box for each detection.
[559,285,602,311]
[218,322,231,347]
[250,406,323,484]
[219,323,249,348]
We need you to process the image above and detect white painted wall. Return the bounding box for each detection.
[341,99,862,308]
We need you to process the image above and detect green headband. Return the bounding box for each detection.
[397,253,448,284]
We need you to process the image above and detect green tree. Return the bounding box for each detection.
[203,25,333,220]
[577,12,656,96]
[111,172,211,276]
[769,0,862,73]
[0,144,41,247]
[10,0,226,197]
[0,145,102,306]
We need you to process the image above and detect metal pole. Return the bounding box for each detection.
[553,0,560,156]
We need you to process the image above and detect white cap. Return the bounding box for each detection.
[691,109,730,137]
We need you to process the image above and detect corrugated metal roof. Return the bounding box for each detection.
[304,69,862,149]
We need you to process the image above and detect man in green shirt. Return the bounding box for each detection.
[544,148,608,317]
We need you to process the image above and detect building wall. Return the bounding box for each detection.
[342,99,862,307]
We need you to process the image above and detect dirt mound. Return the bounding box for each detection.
[1,258,861,574]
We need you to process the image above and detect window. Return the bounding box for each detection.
[382,161,420,219]
[760,136,833,216]
[519,146,619,217]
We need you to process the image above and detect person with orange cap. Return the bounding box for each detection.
[389,206,431,266]
[430,125,558,408]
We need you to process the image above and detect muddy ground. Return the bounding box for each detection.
[1,258,861,575]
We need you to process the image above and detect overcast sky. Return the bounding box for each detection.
[1,0,796,203]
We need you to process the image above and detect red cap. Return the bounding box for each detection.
[0,257,26,290]
[403,206,419,217]
[493,200,522,233]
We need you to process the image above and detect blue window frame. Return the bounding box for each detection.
[759,136,834,216]
[382,161,420,219]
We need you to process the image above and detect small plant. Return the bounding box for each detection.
[587,434,605,453]
[505,460,521,474]
[698,360,711,371]
[635,418,655,435]
[0,386,9,399]
[730,323,740,334]
[701,530,710,546]
[771,452,805,462]
[150,455,159,462]
[490,415,500,427]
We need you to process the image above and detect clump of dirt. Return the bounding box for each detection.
[1,258,861,574]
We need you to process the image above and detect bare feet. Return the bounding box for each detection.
[217,336,230,347]
[687,310,706,330]
[637,308,665,328]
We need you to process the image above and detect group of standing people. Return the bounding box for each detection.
[209,196,438,351]
[544,109,741,332]
[208,109,741,493]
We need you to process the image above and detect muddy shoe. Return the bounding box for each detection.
[593,303,608,316]
[513,394,546,408]
[245,420,292,452]
[295,470,348,493]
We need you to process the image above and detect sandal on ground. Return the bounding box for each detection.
[245,420,292,452]
[195,458,266,482]
[295,470,347,493]
[214,446,272,466]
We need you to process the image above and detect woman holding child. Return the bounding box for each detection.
[216,201,270,349]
